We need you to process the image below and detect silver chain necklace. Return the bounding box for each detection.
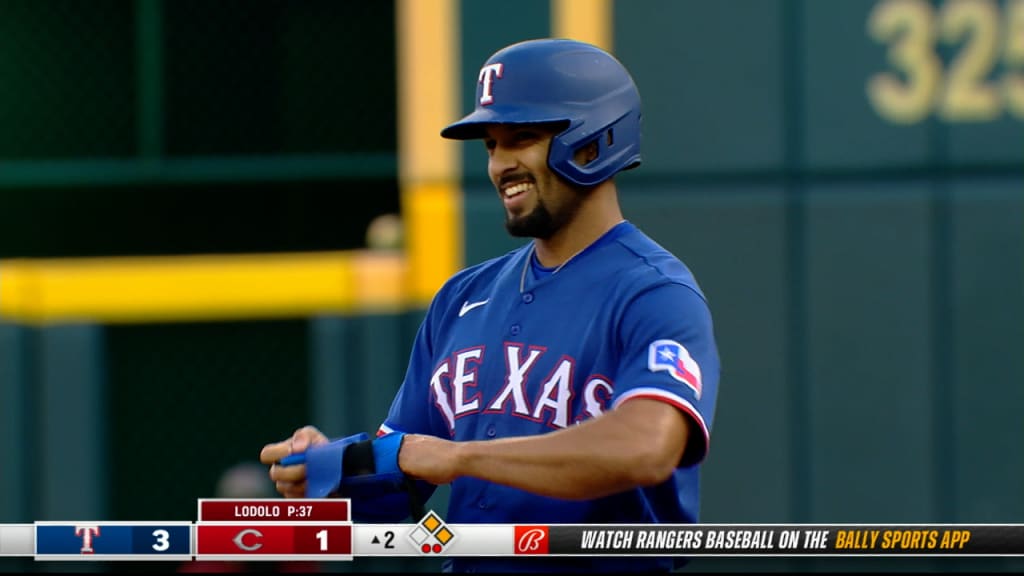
[518,243,587,294]
[517,221,627,294]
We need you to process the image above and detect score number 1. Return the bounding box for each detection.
[315,528,392,551]
[292,525,352,555]
[867,0,1024,123]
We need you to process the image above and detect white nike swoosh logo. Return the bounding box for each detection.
[459,299,489,317]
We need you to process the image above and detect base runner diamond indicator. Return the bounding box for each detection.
[408,511,456,555]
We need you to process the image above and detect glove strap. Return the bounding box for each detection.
[304,432,369,498]
[304,431,425,520]
[341,432,424,519]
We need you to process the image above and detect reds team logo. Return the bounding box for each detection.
[514,526,549,554]
[232,528,264,551]
[478,63,504,105]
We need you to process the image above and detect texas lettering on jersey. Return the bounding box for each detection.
[378,223,718,547]
[428,343,615,432]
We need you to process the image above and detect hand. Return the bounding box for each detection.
[397,434,460,485]
[259,425,329,498]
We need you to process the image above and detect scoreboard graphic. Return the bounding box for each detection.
[34,522,192,560]
[194,498,353,561]
[4,500,1024,560]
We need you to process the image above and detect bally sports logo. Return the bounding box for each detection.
[514,526,549,554]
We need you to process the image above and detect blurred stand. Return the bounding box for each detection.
[365,213,403,252]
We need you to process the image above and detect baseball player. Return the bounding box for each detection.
[261,38,720,573]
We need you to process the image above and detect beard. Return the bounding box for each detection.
[505,201,557,238]
[504,185,589,239]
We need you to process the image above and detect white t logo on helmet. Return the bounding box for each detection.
[478,63,504,105]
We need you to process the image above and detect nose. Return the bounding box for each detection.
[488,144,518,180]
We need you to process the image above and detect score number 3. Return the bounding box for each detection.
[152,529,170,552]
[868,0,1024,123]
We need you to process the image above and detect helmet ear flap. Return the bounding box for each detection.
[571,139,601,168]
[548,109,642,187]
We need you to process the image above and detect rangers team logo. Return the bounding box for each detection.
[648,339,702,399]
[478,63,504,105]
[74,525,101,554]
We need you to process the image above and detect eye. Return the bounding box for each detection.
[484,139,496,151]
[514,130,539,143]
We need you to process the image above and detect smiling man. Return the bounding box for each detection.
[262,38,721,573]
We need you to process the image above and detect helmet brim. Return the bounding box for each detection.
[440,106,570,140]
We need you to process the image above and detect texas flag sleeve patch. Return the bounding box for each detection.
[647,339,703,399]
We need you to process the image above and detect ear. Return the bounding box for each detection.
[574,140,600,166]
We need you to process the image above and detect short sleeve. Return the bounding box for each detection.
[613,282,720,467]
[378,305,449,438]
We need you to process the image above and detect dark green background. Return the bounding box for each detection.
[1,0,1023,573]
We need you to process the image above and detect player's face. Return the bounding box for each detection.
[483,124,588,239]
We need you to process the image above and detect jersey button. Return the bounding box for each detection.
[522,292,534,303]
[486,427,496,437]
[478,500,489,509]
[510,325,520,335]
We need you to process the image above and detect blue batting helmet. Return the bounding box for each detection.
[441,38,642,187]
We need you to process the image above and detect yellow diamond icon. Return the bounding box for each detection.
[423,513,441,532]
[435,527,454,545]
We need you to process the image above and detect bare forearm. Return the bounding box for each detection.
[457,427,659,499]
[401,399,688,500]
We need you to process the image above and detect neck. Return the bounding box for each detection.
[533,181,623,268]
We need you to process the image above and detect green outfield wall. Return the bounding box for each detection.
[0,1,1022,572]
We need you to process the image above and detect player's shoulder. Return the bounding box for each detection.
[431,243,531,302]
[611,224,707,302]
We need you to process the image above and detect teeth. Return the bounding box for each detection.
[503,182,532,197]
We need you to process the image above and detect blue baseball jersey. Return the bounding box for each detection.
[378,221,720,572]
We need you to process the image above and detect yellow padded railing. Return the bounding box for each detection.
[0,250,406,324]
